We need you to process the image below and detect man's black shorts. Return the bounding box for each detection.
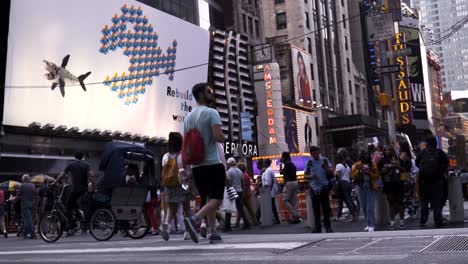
[192,163,226,201]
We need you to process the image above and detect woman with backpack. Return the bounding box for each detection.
[351,151,380,232]
[161,132,191,241]
[378,145,407,230]
[335,148,358,222]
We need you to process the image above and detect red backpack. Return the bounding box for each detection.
[182,111,205,165]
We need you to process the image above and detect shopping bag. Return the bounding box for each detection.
[226,186,239,200]
[220,188,237,213]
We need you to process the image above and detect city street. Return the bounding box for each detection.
[1,227,468,264]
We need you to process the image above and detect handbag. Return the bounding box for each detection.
[226,186,239,200]
[220,188,237,213]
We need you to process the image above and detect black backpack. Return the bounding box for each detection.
[418,150,442,183]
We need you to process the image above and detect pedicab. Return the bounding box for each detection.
[89,141,157,241]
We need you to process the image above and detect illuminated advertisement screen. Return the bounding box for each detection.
[291,46,313,109]
[252,155,310,176]
[3,0,209,138]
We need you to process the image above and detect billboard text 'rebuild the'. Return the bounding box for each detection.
[3,0,209,138]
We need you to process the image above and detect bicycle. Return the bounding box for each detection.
[38,184,84,243]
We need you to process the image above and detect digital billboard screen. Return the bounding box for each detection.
[3,0,210,138]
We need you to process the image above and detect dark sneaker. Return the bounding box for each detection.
[4,232,7,238]
[161,223,170,241]
[184,217,199,243]
[289,217,301,224]
[399,221,406,229]
[200,224,207,238]
[325,227,333,233]
[312,228,321,233]
[209,233,223,244]
[241,225,251,230]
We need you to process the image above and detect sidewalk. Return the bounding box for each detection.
[227,201,468,235]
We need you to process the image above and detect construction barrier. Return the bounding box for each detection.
[277,194,290,221]
[329,194,339,218]
[278,192,309,221]
[297,192,307,219]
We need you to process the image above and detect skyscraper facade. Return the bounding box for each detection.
[414,0,468,92]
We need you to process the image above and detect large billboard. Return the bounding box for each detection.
[291,46,313,109]
[297,111,318,152]
[3,0,209,138]
[400,27,427,121]
[283,108,299,153]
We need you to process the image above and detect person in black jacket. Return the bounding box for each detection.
[416,136,449,227]
[280,152,301,224]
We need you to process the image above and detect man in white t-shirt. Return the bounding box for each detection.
[261,159,280,224]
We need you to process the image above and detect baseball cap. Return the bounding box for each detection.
[227,157,236,165]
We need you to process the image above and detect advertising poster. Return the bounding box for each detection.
[283,108,299,153]
[297,111,317,152]
[290,46,313,109]
[400,27,427,121]
[4,0,210,138]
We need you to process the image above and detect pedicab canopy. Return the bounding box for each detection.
[97,141,156,194]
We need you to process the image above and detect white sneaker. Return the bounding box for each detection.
[368,227,375,232]
[364,226,369,231]
[183,231,190,240]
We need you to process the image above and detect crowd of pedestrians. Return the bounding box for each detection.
[0,82,453,244]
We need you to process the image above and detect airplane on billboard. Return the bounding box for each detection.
[43,54,91,97]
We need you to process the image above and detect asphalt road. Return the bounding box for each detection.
[1,228,468,263]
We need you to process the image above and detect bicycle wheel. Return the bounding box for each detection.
[126,212,150,239]
[90,208,116,241]
[38,213,63,243]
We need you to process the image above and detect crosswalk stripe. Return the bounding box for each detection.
[0,242,308,255]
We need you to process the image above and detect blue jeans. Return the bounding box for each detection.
[357,186,376,228]
[21,206,34,238]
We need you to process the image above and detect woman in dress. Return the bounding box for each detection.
[296,52,312,108]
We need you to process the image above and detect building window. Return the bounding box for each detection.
[305,12,310,29]
[307,37,312,54]
[275,0,285,4]
[311,63,315,80]
[345,36,348,50]
[346,58,350,73]
[276,12,287,30]
[348,80,352,95]
[248,17,253,34]
[351,102,354,114]
[341,0,344,6]
[342,14,346,28]
[242,14,247,32]
[255,20,260,38]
